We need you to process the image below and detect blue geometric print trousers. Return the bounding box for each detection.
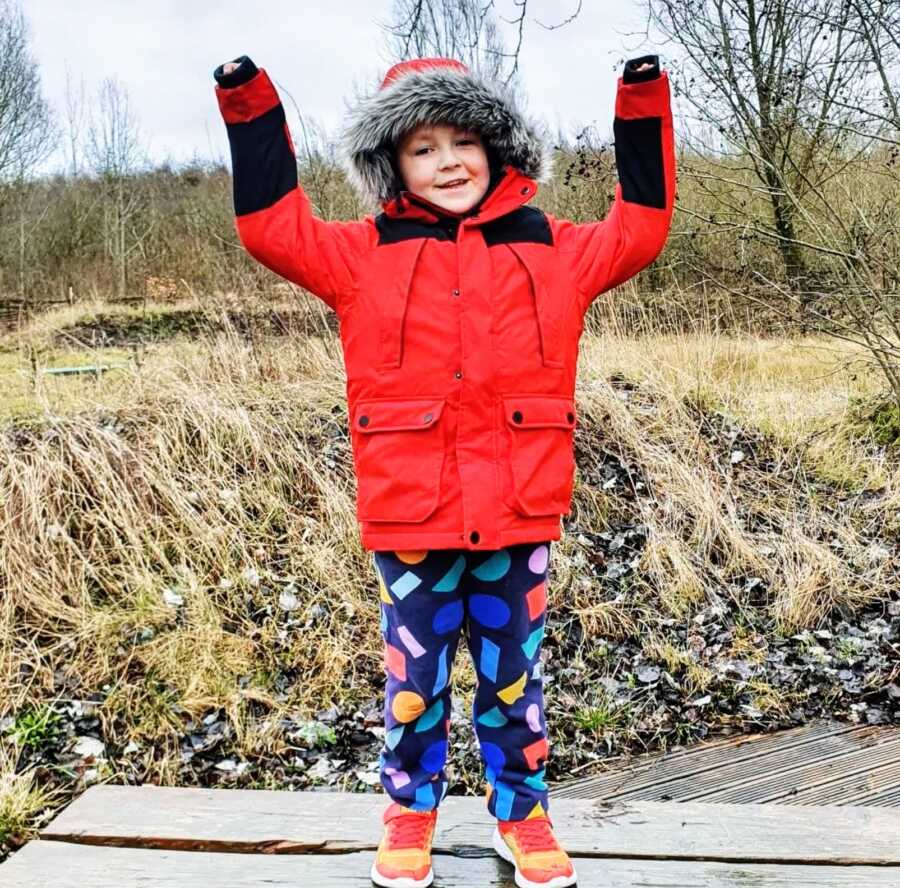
[373,542,552,821]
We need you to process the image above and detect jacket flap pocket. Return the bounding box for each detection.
[355,397,446,433]
[503,394,576,429]
[506,243,565,369]
[376,239,427,371]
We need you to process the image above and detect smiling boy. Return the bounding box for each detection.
[214,52,674,888]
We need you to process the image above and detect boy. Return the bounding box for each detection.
[214,52,674,888]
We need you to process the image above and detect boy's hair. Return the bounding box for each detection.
[340,57,552,207]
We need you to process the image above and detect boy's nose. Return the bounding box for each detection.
[438,149,463,168]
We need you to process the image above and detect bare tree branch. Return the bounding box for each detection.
[376,0,581,87]
[0,0,56,185]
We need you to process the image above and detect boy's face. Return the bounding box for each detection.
[396,123,490,213]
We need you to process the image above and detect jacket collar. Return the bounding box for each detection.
[380,165,538,226]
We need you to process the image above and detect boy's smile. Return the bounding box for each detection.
[396,123,491,213]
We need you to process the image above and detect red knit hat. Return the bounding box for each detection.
[379,57,469,90]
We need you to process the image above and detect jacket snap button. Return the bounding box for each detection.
[512,410,523,423]
[452,288,460,297]
[454,370,463,379]
[359,415,369,427]
[520,187,529,194]
[423,412,433,423]
[567,412,575,423]
[469,530,480,544]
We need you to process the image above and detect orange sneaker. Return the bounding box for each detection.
[492,813,577,887]
[370,801,438,887]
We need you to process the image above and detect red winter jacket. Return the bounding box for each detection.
[214,55,675,553]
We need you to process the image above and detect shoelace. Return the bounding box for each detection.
[507,817,559,854]
[388,812,433,850]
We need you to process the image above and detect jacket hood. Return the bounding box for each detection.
[338,57,554,207]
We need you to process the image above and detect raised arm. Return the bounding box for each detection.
[213,55,369,314]
[554,55,676,315]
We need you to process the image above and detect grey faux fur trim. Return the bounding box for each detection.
[338,65,554,206]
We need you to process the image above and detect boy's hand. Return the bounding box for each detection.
[633,62,654,72]
[623,54,661,84]
[214,55,257,87]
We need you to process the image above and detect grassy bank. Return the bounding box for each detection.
[0,294,897,857]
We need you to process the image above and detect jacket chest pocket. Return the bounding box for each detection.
[364,240,426,372]
[351,396,447,522]
[505,243,570,369]
[501,394,577,517]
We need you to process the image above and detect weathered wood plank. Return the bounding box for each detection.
[556,723,898,805]
[556,721,868,798]
[40,786,900,865]
[3,840,898,887]
[682,734,900,804]
[555,722,868,795]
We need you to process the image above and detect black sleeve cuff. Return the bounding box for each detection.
[214,55,259,88]
[623,54,660,84]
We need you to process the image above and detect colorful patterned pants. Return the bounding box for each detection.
[373,542,552,821]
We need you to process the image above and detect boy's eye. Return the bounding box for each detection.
[414,139,476,155]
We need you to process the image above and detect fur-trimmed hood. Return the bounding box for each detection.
[338,57,553,207]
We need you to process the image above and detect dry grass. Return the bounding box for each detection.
[0,743,59,847]
[2,303,374,731]
[571,324,897,632]
[0,294,896,803]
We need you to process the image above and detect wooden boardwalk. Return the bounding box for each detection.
[2,719,899,886]
[554,719,900,807]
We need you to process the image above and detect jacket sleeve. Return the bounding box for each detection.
[213,56,368,314]
[554,55,675,314]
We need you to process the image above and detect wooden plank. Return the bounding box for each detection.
[2,840,898,887]
[765,757,900,807]
[40,786,900,865]
[554,722,887,800]
[729,749,900,807]
[556,726,900,806]
[856,786,900,806]
[557,720,862,785]
[687,735,900,804]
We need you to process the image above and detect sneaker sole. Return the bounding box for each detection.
[370,859,434,888]
[491,826,578,888]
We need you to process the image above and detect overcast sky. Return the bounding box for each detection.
[26,0,662,176]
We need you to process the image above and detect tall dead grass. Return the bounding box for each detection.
[0,297,896,782]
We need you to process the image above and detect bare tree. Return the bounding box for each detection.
[839,0,900,133]
[379,0,507,81]
[85,77,149,298]
[86,77,144,180]
[376,0,582,86]
[642,0,877,289]
[63,62,87,178]
[0,0,56,184]
[636,0,900,407]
